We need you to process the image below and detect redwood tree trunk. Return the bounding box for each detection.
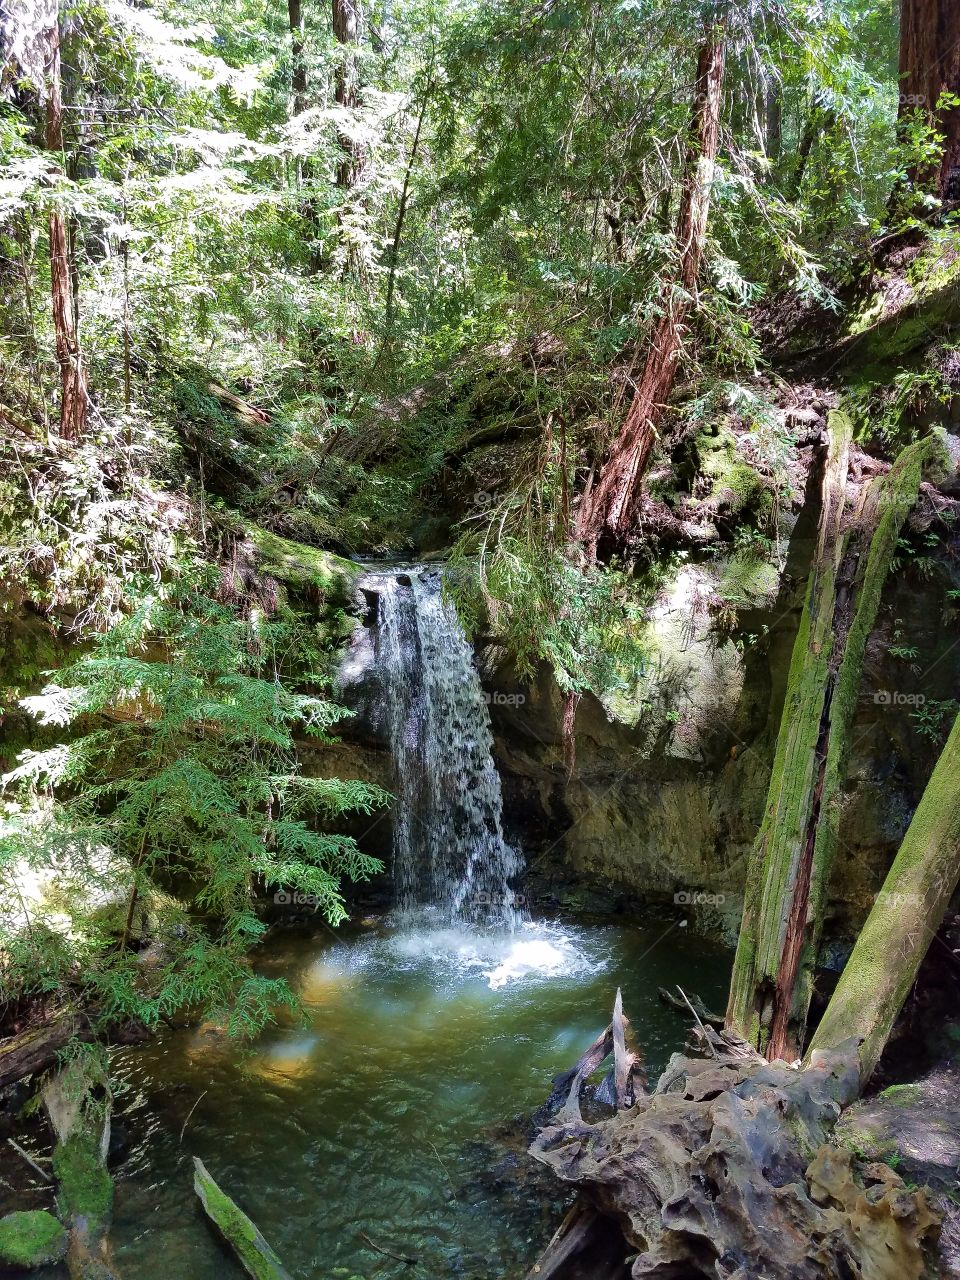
[898,0,960,202]
[43,2,87,441]
[332,0,362,191]
[288,0,308,116]
[574,17,725,557]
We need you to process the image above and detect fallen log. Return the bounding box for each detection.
[0,1011,149,1091]
[193,1157,293,1280]
[806,708,960,1084]
[0,1016,85,1091]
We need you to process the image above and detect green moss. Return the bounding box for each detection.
[246,525,360,602]
[52,1134,113,1233]
[808,708,960,1080]
[727,414,853,1047]
[696,426,769,516]
[877,1082,923,1107]
[843,248,960,365]
[0,1210,68,1267]
[718,550,781,607]
[194,1158,291,1279]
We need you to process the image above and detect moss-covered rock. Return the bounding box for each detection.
[246,525,361,603]
[695,424,772,518]
[0,1211,69,1268]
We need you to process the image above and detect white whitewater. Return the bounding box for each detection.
[362,566,524,928]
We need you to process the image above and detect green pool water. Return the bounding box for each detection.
[106,912,730,1279]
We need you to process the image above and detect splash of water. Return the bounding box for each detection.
[363,567,523,928]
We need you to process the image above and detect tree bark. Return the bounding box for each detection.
[726,415,852,1058]
[42,1,87,441]
[898,0,960,203]
[287,0,308,116]
[807,709,960,1084]
[574,14,726,558]
[726,424,949,1060]
[332,0,362,192]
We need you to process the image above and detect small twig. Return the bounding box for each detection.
[7,1138,53,1184]
[676,985,719,1059]
[179,1090,208,1144]
[358,1230,418,1266]
[428,1140,458,1201]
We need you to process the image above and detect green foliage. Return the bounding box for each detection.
[1,582,387,1036]
[911,698,960,743]
[449,537,651,702]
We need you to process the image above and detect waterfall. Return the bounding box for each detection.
[360,567,523,928]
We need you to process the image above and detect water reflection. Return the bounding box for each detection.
[108,914,730,1279]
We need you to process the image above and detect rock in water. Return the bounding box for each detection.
[0,1211,69,1268]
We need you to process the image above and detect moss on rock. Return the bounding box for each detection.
[246,525,361,602]
[0,1211,69,1268]
[696,425,771,517]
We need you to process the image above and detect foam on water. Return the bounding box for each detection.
[326,917,603,991]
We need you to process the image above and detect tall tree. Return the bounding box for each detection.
[42,0,88,441]
[574,8,726,558]
[288,0,308,117]
[332,0,362,192]
[898,0,960,202]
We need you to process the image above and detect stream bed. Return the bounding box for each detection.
[107,912,730,1279]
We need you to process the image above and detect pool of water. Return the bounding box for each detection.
[103,912,729,1279]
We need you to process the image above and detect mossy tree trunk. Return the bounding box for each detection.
[788,429,949,1048]
[726,420,947,1059]
[807,710,960,1084]
[726,413,852,1056]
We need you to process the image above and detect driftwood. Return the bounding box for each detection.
[542,988,646,1122]
[656,985,724,1028]
[193,1157,293,1280]
[358,1230,417,1265]
[527,1004,941,1279]
[6,1138,53,1184]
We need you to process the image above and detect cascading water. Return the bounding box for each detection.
[360,566,524,927]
